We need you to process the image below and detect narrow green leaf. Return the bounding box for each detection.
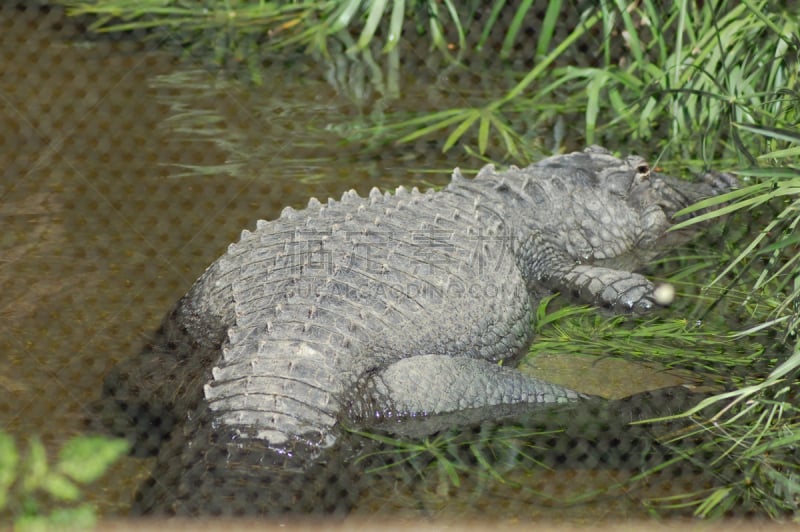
[536,0,562,57]
[497,9,603,106]
[478,115,490,155]
[347,428,420,449]
[735,167,800,178]
[442,112,479,152]
[469,444,507,484]
[747,426,800,456]
[672,181,776,220]
[440,0,466,55]
[613,0,644,65]
[757,232,800,255]
[694,486,733,517]
[585,73,605,144]
[426,0,447,55]
[57,436,128,484]
[734,123,800,144]
[398,112,470,144]
[708,214,787,287]
[330,0,365,33]
[740,0,791,37]
[487,112,522,159]
[535,294,559,324]
[597,1,615,66]
[42,473,81,502]
[492,119,521,160]
[433,451,461,488]
[501,0,533,59]
[758,146,800,160]
[687,183,800,223]
[382,108,465,131]
[381,0,405,52]
[355,0,387,51]
[476,0,506,52]
[22,437,47,494]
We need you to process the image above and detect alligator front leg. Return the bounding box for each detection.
[551,264,659,313]
[352,355,591,437]
[522,234,660,313]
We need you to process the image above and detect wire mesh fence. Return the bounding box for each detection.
[1,1,797,527]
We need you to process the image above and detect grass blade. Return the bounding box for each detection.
[355,0,387,51]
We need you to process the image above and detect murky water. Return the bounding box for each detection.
[1,2,720,523]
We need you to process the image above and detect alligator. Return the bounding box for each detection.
[100,146,735,516]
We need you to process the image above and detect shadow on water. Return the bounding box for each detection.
[0,1,768,524]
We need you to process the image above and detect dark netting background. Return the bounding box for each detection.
[1,0,796,527]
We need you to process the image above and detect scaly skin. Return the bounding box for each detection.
[100,146,736,515]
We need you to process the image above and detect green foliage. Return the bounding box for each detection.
[54,0,473,84]
[581,0,799,155]
[0,432,128,529]
[529,297,764,378]
[521,250,800,517]
[641,343,800,518]
[383,0,798,160]
[351,423,561,487]
[518,120,800,518]
[348,419,572,509]
[52,0,535,59]
[663,152,800,513]
[361,7,604,160]
[674,124,800,340]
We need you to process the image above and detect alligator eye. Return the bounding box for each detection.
[636,164,650,179]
